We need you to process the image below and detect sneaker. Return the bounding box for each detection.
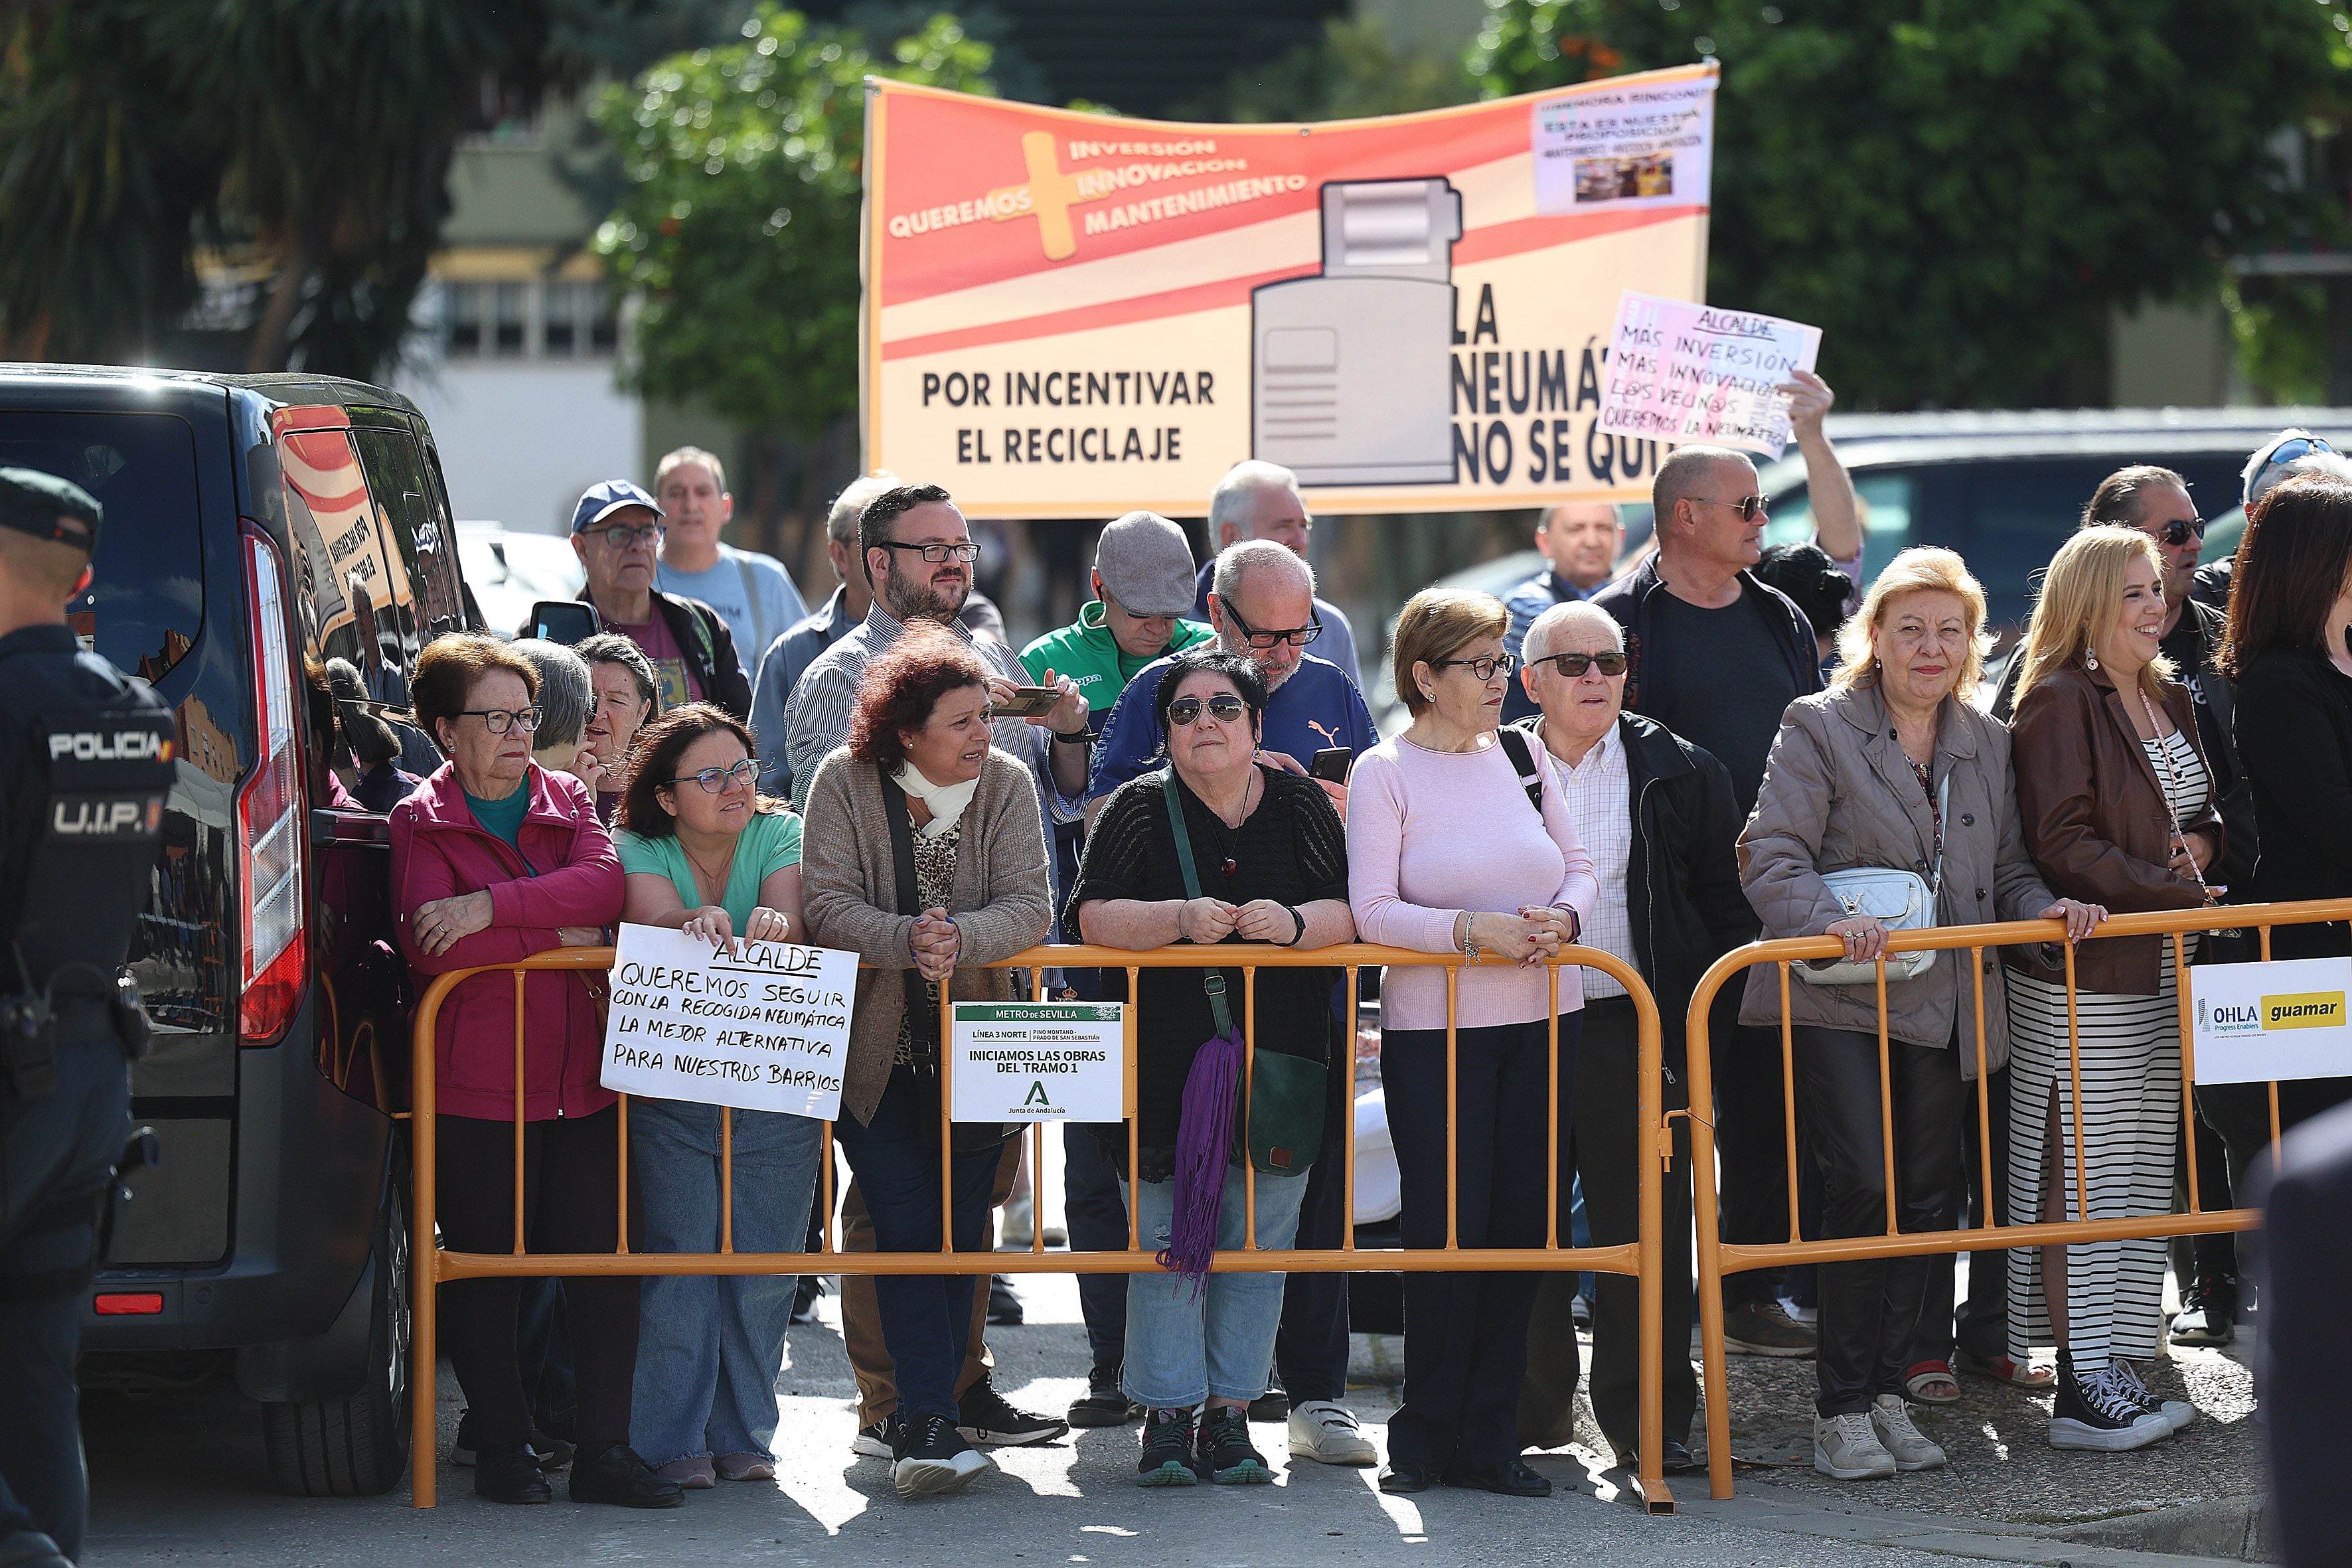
[1196,1406,1274,1484]
[716,1451,776,1481]
[2048,1356,2171,1452]
[1137,1408,1203,1486]
[2170,1275,2237,1347]
[570,1443,686,1508]
[1571,1291,1593,1332]
[1725,1298,1817,1358]
[852,1413,904,1459]
[655,1456,716,1488]
[2111,1360,2197,1433]
[892,1412,995,1498]
[986,1275,1025,1326]
[790,1274,825,1326]
[1869,1394,1947,1471]
[1812,1411,1896,1480]
[1288,1400,1377,1466]
[957,1372,1069,1447]
[1778,1294,1820,1328]
[1069,1364,1142,1428]
[1247,1380,1291,1422]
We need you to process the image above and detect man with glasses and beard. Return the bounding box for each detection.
[565,479,753,720]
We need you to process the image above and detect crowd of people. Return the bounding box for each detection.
[364,410,2352,1508]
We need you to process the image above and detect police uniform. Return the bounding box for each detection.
[0,469,171,1568]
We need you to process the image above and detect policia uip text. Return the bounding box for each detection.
[0,469,172,1568]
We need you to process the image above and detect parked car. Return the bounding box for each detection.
[455,518,584,639]
[0,364,479,1496]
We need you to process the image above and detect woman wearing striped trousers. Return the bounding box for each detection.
[2004,526,2225,1453]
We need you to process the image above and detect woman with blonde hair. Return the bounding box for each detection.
[1741,546,2100,1480]
[2005,525,2222,1453]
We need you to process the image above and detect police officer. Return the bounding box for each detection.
[0,469,171,1568]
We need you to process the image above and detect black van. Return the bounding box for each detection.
[1,365,474,1496]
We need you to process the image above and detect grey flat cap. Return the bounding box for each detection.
[1093,510,1198,618]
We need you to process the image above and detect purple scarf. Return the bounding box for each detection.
[1160,1023,1243,1293]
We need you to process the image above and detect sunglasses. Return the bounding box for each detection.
[2149,516,2209,548]
[1167,695,1249,726]
[667,758,759,793]
[1695,494,1770,522]
[1432,653,1518,681]
[1527,650,1628,678]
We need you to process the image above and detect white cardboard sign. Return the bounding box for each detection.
[1595,290,1822,458]
[599,921,855,1119]
[950,1001,1127,1123]
[2189,955,2352,1085]
[1531,73,1716,216]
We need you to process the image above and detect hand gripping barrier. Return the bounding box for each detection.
[1682,898,2352,1500]
[406,943,1678,1511]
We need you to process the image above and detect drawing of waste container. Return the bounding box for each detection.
[1251,177,1462,486]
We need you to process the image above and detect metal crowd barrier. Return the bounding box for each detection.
[407,943,1675,1511]
[1684,897,2352,1501]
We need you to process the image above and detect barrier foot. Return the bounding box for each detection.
[1632,1474,1676,1515]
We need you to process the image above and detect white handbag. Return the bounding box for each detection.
[1798,773,1948,987]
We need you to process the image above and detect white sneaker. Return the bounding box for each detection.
[2112,1361,2197,1433]
[1813,1411,1897,1480]
[1869,1394,1947,1471]
[1287,1400,1377,1466]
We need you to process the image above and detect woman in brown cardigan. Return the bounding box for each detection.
[801,625,1052,1500]
[2006,526,2224,1455]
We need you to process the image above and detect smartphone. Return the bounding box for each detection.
[990,685,1062,718]
[1309,746,1354,783]
[528,599,601,645]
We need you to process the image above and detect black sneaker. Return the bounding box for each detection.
[1069,1364,1141,1428]
[892,1411,994,1498]
[1197,1406,1274,1484]
[987,1275,1025,1325]
[2047,1353,2171,1452]
[1136,1407,1202,1487]
[957,1372,1069,1447]
[852,1413,904,1459]
[791,1274,825,1326]
[1723,1298,1816,1357]
[569,1443,686,1508]
[472,1441,552,1504]
[1247,1379,1291,1423]
[2171,1275,2237,1346]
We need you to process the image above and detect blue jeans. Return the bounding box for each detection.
[1121,1162,1309,1410]
[629,1099,823,1464]
[830,1067,1007,1422]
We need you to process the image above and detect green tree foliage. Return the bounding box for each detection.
[1177,17,1477,124]
[1470,0,2351,409]
[593,6,994,444]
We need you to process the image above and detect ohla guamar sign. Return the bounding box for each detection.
[861,66,1715,517]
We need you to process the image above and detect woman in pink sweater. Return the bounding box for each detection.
[1347,589,1597,1500]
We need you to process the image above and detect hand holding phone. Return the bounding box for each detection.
[989,685,1063,719]
[1309,747,1354,783]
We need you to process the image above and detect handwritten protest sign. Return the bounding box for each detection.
[1531,72,1716,216]
[1595,291,1822,458]
[951,1001,1127,1123]
[599,922,855,1120]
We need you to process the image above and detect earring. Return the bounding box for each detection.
[2084,645,2099,672]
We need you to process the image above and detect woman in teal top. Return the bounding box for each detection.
[613,703,819,1487]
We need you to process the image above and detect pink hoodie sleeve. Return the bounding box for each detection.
[390,804,554,977]
[1344,749,1462,955]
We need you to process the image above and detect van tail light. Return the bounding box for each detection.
[238,526,307,1044]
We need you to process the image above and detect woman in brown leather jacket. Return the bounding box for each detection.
[2006,526,2223,1456]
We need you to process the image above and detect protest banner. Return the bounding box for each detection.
[1595,291,1822,459]
[2190,955,2352,1085]
[863,65,1715,515]
[950,1001,1127,1123]
[599,922,856,1119]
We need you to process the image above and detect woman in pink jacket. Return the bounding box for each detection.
[390,634,678,1510]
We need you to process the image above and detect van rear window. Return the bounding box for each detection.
[0,411,204,680]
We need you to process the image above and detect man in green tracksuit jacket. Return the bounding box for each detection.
[1016,508,1210,1431]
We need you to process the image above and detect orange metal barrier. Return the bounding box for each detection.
[1684,898,2352,1500]
[407,942,1675,1511]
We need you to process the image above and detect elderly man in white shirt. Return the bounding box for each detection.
[1507,601,1757,1476]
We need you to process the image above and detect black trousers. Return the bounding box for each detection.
[1912,1063,2013,1367]
[1715,997,1798,1307]
[1274,1135,1350,1403]
[1385,1013,1581,1474]
[1063,1122,1130,1372]
[1790,1027,1963,1416]
[435,1107,642,1450]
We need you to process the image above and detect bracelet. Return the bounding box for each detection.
[1280,903,1306,947]
[1052,728,1094,745]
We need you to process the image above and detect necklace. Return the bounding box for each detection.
[682,836,736,900]
[2136,688,2214,906]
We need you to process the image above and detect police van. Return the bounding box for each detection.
[1,366,475,1495]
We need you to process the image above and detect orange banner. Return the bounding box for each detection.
[862,69,1713,518]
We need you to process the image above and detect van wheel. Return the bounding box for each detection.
[261,1180,411,1496]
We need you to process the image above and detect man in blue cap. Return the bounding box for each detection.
[564,479,753,720]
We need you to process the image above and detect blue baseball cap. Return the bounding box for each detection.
[570,479,663,535]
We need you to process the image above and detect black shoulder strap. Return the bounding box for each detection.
[877,770,936,1048]
[1159,769,1235,1037]
[1496,726,1545,813]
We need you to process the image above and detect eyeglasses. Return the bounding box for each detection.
[459,706,543,735]
[1433,653,1518,681]
[2148,516,2210,548]
[1694,495,1770,522]
[1526,650,1628,678]
[589,522,666,550]
[667,759,759,793]
[1222,605,1322,649]
[877,540,982,565]
[1167,694,1249,726]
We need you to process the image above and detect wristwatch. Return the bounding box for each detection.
[1052,728,1093,745]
